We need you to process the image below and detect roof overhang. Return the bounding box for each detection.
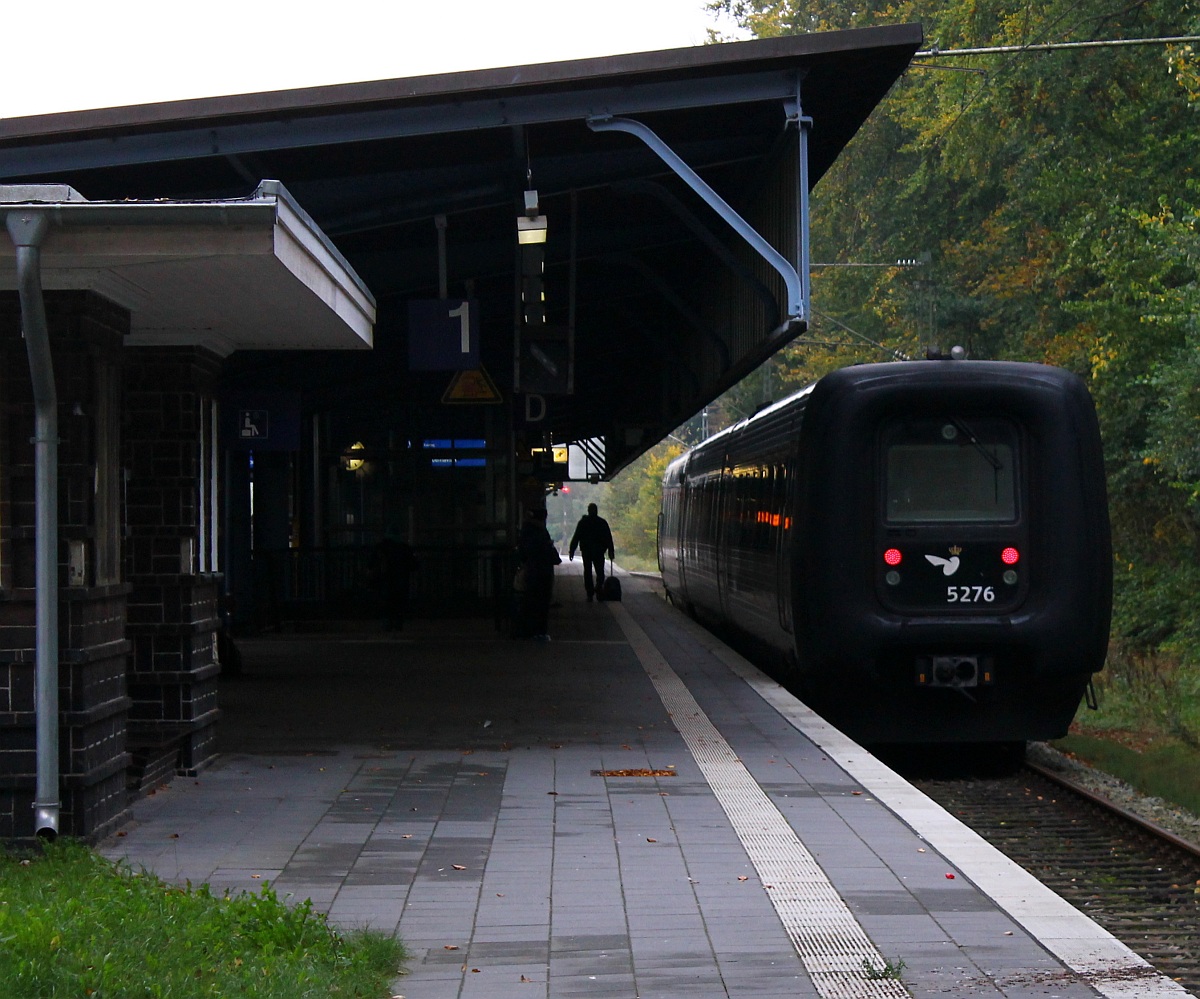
[0,180,374,355]
[0,26,923,190]
[0,25,923,472]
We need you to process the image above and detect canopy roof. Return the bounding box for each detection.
[1,25,922,473]
[0,181,374,354]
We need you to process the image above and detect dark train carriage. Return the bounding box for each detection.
[659,360,1112,745]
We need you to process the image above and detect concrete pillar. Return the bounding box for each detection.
[122,347,222,780]
[0,291,132,841]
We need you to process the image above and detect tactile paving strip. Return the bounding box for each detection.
[612,603,909,999]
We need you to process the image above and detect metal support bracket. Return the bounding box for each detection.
[784,91,813,328]
[587,110,809,327]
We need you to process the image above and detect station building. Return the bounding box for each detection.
[1,24,921,840]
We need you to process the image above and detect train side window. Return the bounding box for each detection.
[884,418,1018,524]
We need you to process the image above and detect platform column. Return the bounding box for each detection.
[0,291,132,841]
[122,346,222,781]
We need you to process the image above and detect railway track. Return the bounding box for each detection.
[910,757,1200,996]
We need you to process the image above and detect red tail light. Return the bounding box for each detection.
[884,548,902,566]
[1001,547,1020,565]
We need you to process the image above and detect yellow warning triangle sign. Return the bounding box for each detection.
[442,367,502,404]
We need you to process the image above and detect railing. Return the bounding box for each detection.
[251,545,519,629]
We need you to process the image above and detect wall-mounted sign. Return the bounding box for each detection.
[221,392,300,451]
[408,298,480,371]
[517,324,571,394]
[238,410,268,439]
[442,367,502,404]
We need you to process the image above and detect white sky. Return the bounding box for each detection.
[0,0,749,120]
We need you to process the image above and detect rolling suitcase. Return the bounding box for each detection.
[601,558,621,602]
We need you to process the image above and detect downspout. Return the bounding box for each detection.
[6,209,60,839]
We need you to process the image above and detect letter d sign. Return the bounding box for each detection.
[524,394,546,422]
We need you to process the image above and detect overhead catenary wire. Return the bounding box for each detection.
[811,309,913,362]
[916,34,1200,58]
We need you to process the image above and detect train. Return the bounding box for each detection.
[658,358,1112,745]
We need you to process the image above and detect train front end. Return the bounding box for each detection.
[795,360,1112,744]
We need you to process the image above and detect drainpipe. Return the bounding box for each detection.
[6,209,60,839]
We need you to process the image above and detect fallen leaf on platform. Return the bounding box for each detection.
[646,838,657,843]
[444,945,459,951]
[452,864,467,870]
[738,876,749,881]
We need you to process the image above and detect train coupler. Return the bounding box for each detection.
[915,655,994,689]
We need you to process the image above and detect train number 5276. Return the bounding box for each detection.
[947,586,995,603]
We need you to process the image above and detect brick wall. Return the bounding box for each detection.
[122,347,222,777]
[0,291,132,842]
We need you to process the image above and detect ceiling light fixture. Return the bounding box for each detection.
[517,189,547,244]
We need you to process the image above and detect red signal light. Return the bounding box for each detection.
[884,548,902,566]
[1001,547,1020,565]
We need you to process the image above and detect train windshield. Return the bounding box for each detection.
[884,418,1018,523]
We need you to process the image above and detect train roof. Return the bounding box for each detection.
[663,358,1091,476]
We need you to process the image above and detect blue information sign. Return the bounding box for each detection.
[408,298,480,371]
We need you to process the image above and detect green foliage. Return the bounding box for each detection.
[0,841,405,998]
[705,0,1200,729]
[861,955,907,982]
[604,441,684,570]
[1083,640,1200,749]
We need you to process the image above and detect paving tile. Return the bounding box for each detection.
[94,576,1144,999]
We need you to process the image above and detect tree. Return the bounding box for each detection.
[605,441,684,569]
[708,0,1200,688]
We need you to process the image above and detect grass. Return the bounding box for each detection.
[614,553,659,573]
[0,841,406,999]
[861,955,906,981]
[1052,729,1200,817]
[1053,654,1200,819]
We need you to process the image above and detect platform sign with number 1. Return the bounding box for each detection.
[407,298,480,370]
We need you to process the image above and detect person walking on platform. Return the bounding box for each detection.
[568,503,615,602]
[517,507,560,640]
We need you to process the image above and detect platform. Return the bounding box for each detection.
[99,567,1189,998]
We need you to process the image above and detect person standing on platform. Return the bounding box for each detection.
[568,503,615,602]
[518,507,559,640]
